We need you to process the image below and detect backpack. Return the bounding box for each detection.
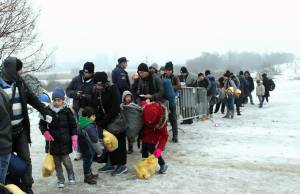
[269,79,276,91]
[22,74,44,97]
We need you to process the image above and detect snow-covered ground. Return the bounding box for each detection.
[28,70,300,194]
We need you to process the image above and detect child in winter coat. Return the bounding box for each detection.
[121,91,136,154]
[39,87,77,188]
[141,101,169,174]
[256,80,265,108]
[78,106,103,185]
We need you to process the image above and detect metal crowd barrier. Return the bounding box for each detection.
[177,87,207,121]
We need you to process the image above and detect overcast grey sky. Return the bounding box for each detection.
[32,0,300,70]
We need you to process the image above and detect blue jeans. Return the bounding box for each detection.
[0,153,11,184]
[78,135,94,176]
[226,94,235,111]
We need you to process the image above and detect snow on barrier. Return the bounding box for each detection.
[177,87,207,120]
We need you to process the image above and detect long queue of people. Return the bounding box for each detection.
[0,56,275,193]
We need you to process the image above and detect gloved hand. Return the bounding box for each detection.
[153,148,162,158]
[71,135,78,151]
[43,131,54,141]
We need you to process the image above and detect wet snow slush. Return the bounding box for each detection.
[29,68,300,194]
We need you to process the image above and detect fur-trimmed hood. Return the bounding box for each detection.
[142,101,168,129]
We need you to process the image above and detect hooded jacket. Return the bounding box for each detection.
[121,90,133,104]
[66,70,94,112]
[0,57,48,143]
[120,90,143,141]
[0,88,12,155]
[142,102,169,151]
[78,116,103,155]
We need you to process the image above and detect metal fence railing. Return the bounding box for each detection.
[177,87,207,121]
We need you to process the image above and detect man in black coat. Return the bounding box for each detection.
[112,57,130,96]
[0,88,12,184]
[244,71,255,105]
[66,62,95,160]
[92,72,128,176]
[0,57,50,194]
[66,62,95,117]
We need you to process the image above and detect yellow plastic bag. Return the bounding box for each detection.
[42,153,55,177]
[5,184,26,194]
[103,130,118,152]
[134,155,158,179]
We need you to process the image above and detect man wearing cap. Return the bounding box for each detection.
[66,62,95,161]
[136,63,164,103]
[179,66,197,86]
[162,61,181,142]
[0,57,51,194]
[112,57,130,96]
[66,62,95,116]
[179,66,197,124]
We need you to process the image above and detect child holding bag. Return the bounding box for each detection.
[141,101,169,174]
[39,87,77,188]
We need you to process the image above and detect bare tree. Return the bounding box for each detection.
[0,0,54,72]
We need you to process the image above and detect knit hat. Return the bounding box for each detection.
[165,61,173,71]
[143,102,164,128]
[52,86,65,100]
[180,67,188,74]
[93,71,108,84]
[16,58,23,72]
[137,63,149,72]
[83,62,94,73]
[82,106,95,117]
[262,73,267,78]
[149,63,158,70]
[205,70,211,76]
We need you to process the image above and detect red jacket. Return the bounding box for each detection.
[142,123,169,151]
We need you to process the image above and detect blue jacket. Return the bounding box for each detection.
[162,78,176,108]
[112,65,130,95]
[206,75,217,96]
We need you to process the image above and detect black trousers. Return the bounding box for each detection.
[12,130,33,190]
[169,106,178,137]
[109,131,127,166]
[215,99,226,113]
[235,97,242,114]
[142,143,165,166]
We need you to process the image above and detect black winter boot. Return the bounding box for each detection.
[84,174,97,185]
